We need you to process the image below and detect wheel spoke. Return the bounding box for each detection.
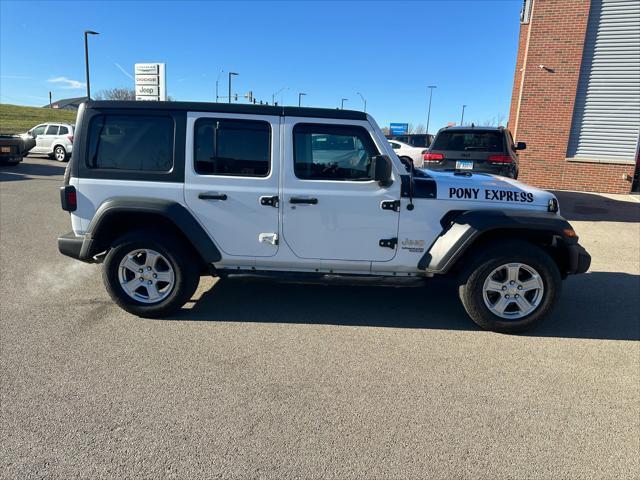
[507,264,520,283]
[154,271,173,283]
[146,283,161,301]
[121,278,140,296]
[514,295,532,313]
[122,256,142,273]
[521,277,542,292]
[493,296,511,314]
[144,251,160,269]
[485,280,504,292]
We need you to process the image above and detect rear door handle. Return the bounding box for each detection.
[290,197,318,205]
[198,192,227,201]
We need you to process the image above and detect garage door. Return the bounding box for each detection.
[567,0,640,163]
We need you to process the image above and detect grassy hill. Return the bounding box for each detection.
[0,103,78,134]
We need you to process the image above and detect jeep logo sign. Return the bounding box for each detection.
[135,63,166,101]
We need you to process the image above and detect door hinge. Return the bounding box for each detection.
[379,237,398,249]
[260,195,279,208]
[381,200,401,212]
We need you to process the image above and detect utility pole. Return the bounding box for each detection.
[341,98,348,109]
[228,72,238,104]
[356,92,366,112]
[460,105,467,125]
[272,86,288,105]
[49,91,52,109]
[84,30,99,100]
[426,85,437,134]
[298,92,306,107]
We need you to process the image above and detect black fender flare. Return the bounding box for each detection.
[418,209,577,274]
[79,197,222,263]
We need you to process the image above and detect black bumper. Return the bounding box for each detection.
[568,243,591,274]
[58,232,86,261]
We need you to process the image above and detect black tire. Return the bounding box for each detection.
[53,145,68,162]
[458,240,561,333]
[102,229,200,318]
[399,156,414,171]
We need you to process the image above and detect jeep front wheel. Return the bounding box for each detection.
[102,230,200,317]
[458,241,561,333]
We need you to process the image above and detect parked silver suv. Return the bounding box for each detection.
[27,123,75,161]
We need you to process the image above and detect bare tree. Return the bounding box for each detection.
[380,126,391,136]
[95,87,136,100]
[407,123,415,135]
[412,123,426,134]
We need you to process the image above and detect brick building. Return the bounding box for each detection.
[508,0,639,193]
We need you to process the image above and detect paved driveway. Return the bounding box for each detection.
[1,157,638,479]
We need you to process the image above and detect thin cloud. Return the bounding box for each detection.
[114,63,134,80]
[48,76,86,89]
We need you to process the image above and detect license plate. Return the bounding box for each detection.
[456,160,473,170]
[1,146,10,153]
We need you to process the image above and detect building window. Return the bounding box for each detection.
[520,0,533,24]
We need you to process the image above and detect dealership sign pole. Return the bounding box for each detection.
[135,63,166,101]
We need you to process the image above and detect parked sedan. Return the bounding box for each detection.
[26,123,75,161]
[423,126,524,178]
[388,139,426,168]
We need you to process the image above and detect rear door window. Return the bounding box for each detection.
[87,115,174,171]
[58,126,69,135]
[194,118,270,176]
[45,125,59,135]
[432,131,504,152]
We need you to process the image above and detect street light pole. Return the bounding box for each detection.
[84,30,99,100]
[356,92,366,112]
[272,86,287,105]
[426,85,436,135]
[215,69,224,102]
[298,92,306,107]
[341,98,348,109]
[228,72,238,104]
[460,105,467,125]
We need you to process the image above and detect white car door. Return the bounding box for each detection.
[39,124,59,152]
[184,112,280,257]
[281,118,400,262]
[30,124,48,153]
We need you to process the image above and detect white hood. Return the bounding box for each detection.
[424,170,556,211]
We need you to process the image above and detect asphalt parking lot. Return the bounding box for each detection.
[1,156,639,479]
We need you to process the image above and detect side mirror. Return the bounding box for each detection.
[372,155,393,187]
[515,141,526,150]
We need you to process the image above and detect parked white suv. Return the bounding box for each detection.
[27,123,74,161]
[58,101,590,333]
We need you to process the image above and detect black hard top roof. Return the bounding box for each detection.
[440,125,505,132]
[85,100,368,121]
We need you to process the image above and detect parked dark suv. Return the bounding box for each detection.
[423,126,525,178]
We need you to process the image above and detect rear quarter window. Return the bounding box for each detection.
[87,115,174,171]
[432,131,504,152]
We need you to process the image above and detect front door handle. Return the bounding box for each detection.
[198,192,227,201]
[290,197,318,205]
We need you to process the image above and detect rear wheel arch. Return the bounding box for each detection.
[85,199,221,270]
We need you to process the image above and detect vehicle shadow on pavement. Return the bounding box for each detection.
[552,190,640,223]
[167,272,639,341]
[0,161,66,182]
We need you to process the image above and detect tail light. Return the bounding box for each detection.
[60,185,77,212]
[423,152,444,162]
[67,135,74,143]
[488,154,512,164]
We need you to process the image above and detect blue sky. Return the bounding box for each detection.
[0,0,522,131]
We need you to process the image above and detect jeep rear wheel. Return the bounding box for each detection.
[102,230,200,318]
[458,240,561,333]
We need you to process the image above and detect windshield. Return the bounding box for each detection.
[432,131,504,152]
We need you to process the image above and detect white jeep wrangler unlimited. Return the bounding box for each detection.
[58,101,590,333]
